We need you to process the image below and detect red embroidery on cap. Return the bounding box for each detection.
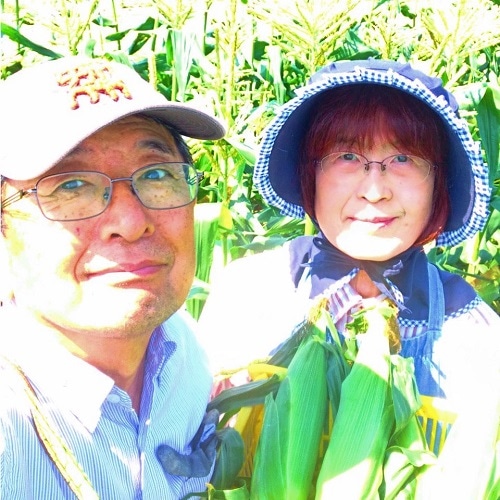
[57,62,132,110]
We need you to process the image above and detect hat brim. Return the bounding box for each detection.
[0,57,225,181]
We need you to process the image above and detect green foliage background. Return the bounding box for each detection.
[1,0,499,316]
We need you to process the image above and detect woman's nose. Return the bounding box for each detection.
[363,161,387,173]
[357,166,392,202]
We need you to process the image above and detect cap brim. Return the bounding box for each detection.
[0,57,225,181]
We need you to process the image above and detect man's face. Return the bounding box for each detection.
[2,116,196,340]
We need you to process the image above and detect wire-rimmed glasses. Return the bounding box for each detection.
[318,152,434,184]
[1,163,203,221]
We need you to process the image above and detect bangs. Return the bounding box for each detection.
[299,84,450,242]
[325,111,402,155]
[302,84,448,164]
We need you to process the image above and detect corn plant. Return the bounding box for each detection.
[427,81,500,313]
[1,0,499,314]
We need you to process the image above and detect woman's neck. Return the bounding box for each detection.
[350,269,381,298]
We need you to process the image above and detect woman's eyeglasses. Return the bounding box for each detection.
[318,152,434,184]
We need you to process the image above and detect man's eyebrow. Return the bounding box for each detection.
[64,145,87,157]
[64,139,177,158]
[137,139,177,155]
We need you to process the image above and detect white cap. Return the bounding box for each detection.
[0,56,225,181]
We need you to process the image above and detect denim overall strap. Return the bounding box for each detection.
[427,263,445,333]
[400,262,445,398]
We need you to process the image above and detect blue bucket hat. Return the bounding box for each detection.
[254,59,491,247]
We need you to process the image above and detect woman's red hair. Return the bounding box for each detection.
[299,84,450,245]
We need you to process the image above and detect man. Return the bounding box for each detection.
[0,56,225,499]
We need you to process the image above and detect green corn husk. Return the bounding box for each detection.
[315,306,394,499]
[250,387,289,498]
[323,340,351,423]
[208,375,281,417]
[286,337,328,498]
[314,303,352,422]
[209,294,499,500]
[379,356,437,499]
[211,428,245,491]
[251,335,328,500]
[315,298,413,499]
[380,413,437,500]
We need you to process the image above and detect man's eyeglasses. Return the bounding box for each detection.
[318,152,434,184]
[1,163,203,221]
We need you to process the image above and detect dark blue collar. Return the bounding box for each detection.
[290,234,474,321]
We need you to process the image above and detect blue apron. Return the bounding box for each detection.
[292,236,448,398]
[400,263,450,454]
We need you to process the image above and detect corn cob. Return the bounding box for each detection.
[315,300,395,499]
[251,335,328,499]
[250,386,288,498]
[381,412,437,499]
[305,298,351,421]
[210,294,468,499]
[378,332,438,498]
[415,365,500,500]
[323,340,351,421]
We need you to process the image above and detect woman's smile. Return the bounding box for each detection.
[315,142,434,261]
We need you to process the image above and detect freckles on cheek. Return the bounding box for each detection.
[172,214,196,261]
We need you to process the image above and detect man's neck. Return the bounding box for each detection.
[62,334,150,413]
[2,305,152,412]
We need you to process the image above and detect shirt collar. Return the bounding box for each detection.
[0,306,172,432]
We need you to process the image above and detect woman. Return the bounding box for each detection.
[199,59,499,404]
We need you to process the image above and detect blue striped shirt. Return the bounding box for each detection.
[0,307,213,499]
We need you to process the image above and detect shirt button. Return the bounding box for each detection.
[106,393,121,404]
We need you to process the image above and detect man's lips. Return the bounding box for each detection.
[85,261,166,279]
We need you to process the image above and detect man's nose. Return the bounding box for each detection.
[99,181,155,241]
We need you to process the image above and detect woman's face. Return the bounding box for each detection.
[314,140,435,261]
